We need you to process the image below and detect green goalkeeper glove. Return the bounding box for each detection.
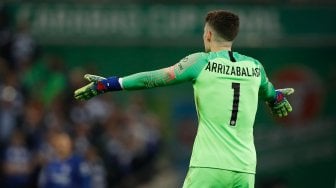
[268,88,294,117]
[74,74,122,100]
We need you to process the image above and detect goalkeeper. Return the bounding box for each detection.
[74,10,294,188]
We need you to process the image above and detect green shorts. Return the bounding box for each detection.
[182,167,255,188]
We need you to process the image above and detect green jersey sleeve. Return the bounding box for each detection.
[121,52,205,90]
[258,63,276,102]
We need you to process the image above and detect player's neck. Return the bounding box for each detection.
[210,41,232,52]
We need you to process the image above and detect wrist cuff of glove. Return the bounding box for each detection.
[272,90,285,105]
[96,76,122,92]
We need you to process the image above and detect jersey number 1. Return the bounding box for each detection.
[230,83,240,126]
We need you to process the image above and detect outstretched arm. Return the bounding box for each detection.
[74,53,204,100]
[259,64,294,117]
[121,52,203,90]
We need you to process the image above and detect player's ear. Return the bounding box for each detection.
[206,30,212,42]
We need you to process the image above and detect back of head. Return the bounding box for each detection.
[205,10,240,41]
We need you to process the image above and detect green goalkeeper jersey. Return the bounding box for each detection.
[121,50,275,174]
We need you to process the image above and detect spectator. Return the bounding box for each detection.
[86,146,106,188]
[100,96,161,187]
[0,69,24,147]
[38,132,91,188]
[0,4,163,187]
[2,130,33,188]
[10,19,38,72]
[21,99,45,152]
[73,122,91,156]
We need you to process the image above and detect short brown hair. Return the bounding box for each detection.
[205,10,239,41]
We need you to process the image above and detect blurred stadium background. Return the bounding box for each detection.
[0,0,335,188]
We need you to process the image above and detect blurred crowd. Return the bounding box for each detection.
[0,6,163,188]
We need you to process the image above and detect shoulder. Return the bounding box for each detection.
[234,52,263,66]
[181,52,208,63]
[187,52,208,58]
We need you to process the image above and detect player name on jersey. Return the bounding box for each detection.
[205,62,260,77]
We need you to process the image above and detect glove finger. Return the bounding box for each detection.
[276,88,295,96]
[74,90,84,99]
[82,93,89,100]
[285,102,292,112]
[86,90,95,99]
[84,89,98,100]
[84,74,106,82]
[281,107,288,117]
[74,84,93,100]
[74,89,84,98]
[74,89,88,100]
[276,109,283,117]
[78,95,86,101]
[74,92,85,100]
[76,92,89,101]
[75,89,89,100]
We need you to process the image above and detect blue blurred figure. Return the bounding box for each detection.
[38,132,91,188]
[2,130,33,188]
